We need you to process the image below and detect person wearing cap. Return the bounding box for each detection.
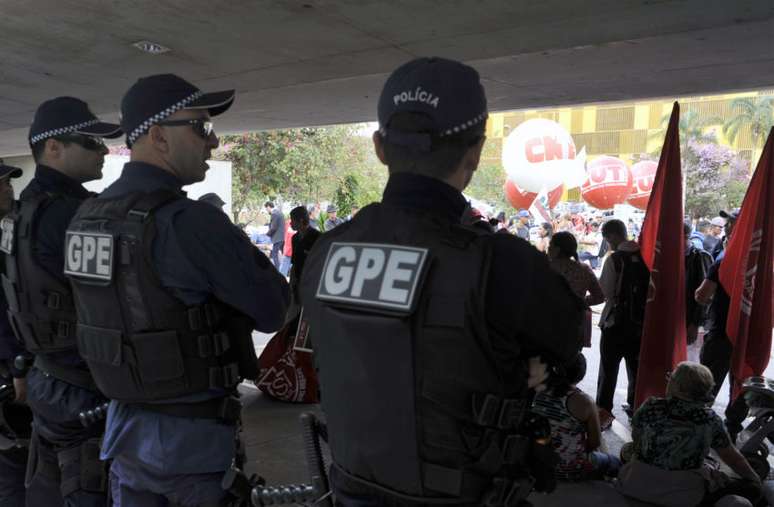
[695,208,745,438]
[63,75,289,506]
[299,57,583,505]
[323,204,343,231]
[515,209,531,240]
[0,97,122,506]
[710,209,739,260]
[0,161,36,507]
[704,216,725,255]
[197,191,226,211]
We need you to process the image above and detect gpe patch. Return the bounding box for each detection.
[316,242,428,313]
[0,217,15,255]
[64,231,115,281]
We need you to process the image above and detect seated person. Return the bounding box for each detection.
[532,353,621,480]
[620,362,761,506]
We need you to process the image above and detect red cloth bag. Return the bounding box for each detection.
[255,316,319,403]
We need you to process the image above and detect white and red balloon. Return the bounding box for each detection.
[502,119,587,194]
[504,179,564,210]
[580,156,633,210]
[627,160,657,210]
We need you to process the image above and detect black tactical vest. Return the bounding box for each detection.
[1,193,79,354]
[64,190,254,404]
[302,203,532,503]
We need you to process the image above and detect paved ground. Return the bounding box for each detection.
[242,319,774,505]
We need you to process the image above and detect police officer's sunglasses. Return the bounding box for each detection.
[155,119,214,139]
[57,134,106,152]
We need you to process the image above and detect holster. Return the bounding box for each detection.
[57,437,108,497]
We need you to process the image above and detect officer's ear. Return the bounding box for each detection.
[462,136,486,173]
[43,138,65,161]
[147,124,170,153]
[372,131,387,165]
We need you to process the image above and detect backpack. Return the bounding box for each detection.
[611,250,651,329]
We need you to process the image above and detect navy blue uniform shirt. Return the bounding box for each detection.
[20,165,94,369]
[382,173,582,376]
[98,162,289,474]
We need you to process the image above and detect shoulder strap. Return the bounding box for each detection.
[126,189,182,221]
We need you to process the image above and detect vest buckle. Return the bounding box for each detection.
[127,209,149,221]
[209,363,240,388]
[472,393,500,427]
[55,321,71,338]
[198,333,231,358]
[46,292,61,310]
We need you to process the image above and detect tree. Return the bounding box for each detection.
[722,96,774,150]
[218,131,299,223]
[333,174,360,217]
[684,140,749,218]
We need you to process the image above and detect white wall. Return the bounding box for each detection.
[80,155,233,217]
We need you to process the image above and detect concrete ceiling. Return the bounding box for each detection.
[0,0,773,156]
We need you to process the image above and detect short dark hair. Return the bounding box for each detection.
[550,353,587,396]
[290,206,309,222]
[382,112,484,179]
[31,136,72,163]
[601,219,627,239]
[541,222,553,236]
[549,231,578,261]
[264,201,274,208]
[684,222,692,237]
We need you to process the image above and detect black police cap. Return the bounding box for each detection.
[121,74,235,147]
[0,162,22,179]
[377,57,488,151]
[28,97,122,147]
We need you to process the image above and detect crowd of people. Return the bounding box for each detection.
[0,54,764,507]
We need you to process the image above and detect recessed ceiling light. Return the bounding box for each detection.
[132,41,171,55]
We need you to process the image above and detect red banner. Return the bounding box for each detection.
[719,127,774,399]
[634,102,687,408]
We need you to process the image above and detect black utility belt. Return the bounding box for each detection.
[128,395,242,424]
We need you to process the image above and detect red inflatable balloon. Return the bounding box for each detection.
[581,156,633,210]
[627,160,658,210]
[504,179,537,210]
[504,179,563,210]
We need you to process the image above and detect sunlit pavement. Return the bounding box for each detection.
[242,319,774,505]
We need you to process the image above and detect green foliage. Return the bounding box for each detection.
[333,174,360,217]
[216,125,387,224]
[722,97,774,149]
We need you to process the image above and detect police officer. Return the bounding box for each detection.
[300,57,583,506]
[0,98,122,507]
[64,74,289,506]
[0,161,32,507]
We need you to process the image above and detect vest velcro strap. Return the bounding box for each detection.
[197,332,230,358]
[472,394,528,430]
[55,321,72,339]
[131,395,242,423]
[209,363,240,388]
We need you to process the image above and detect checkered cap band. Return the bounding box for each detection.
[439,112,488,137]
[29,119,100,145]
[127,91,203,145]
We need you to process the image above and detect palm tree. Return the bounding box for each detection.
[648,109,717,156]
[723,96,774,150]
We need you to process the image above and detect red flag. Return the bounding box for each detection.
[634,102,687,408]
[719,128,774,399]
